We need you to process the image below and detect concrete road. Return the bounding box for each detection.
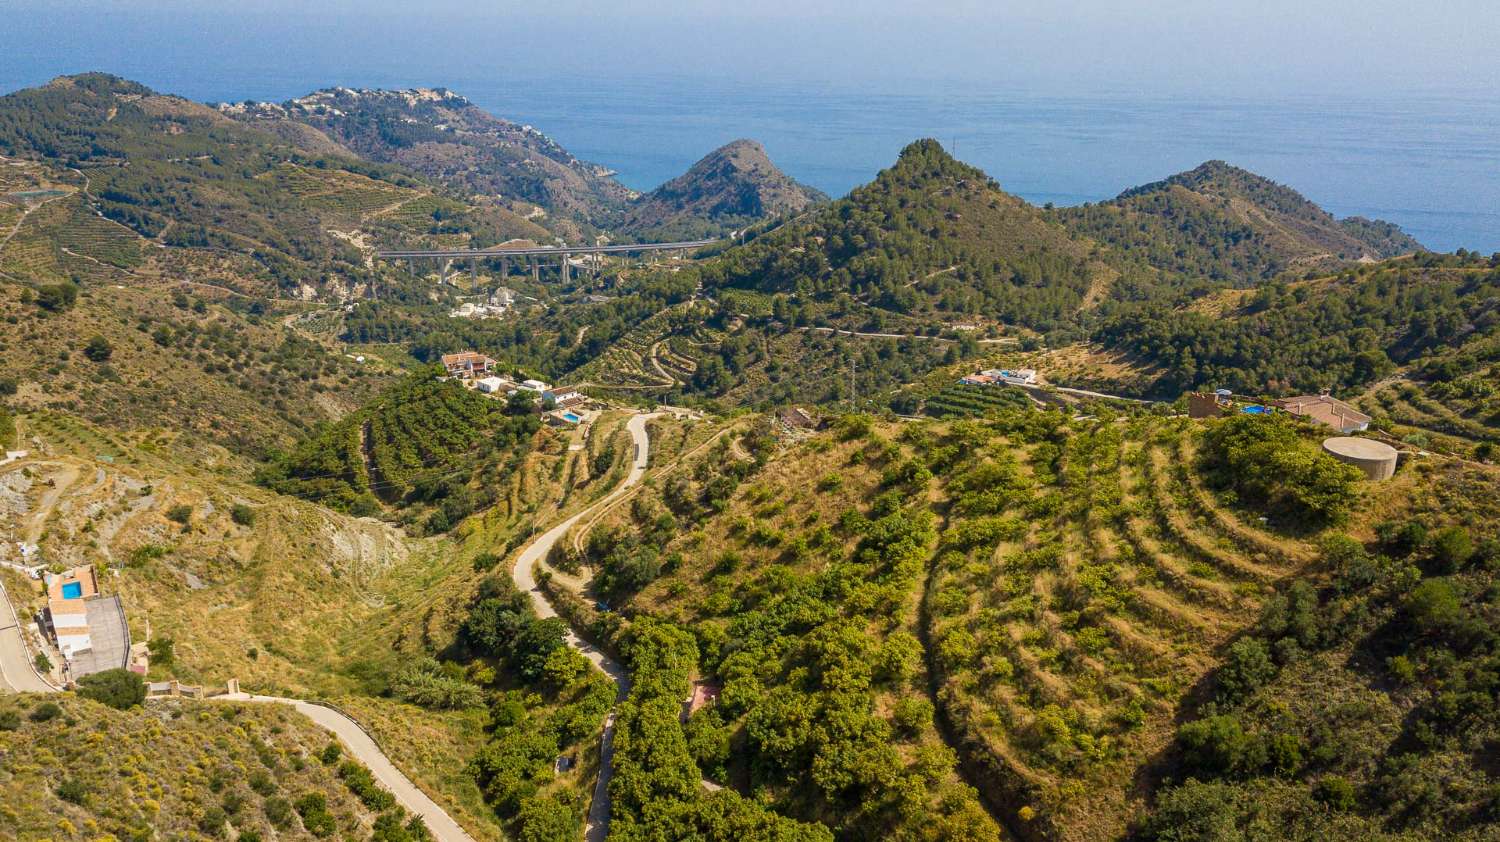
[0,579,56,694]
[511,412,658,842]
[222,694,475,842]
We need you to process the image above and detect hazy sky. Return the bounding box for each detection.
[5,0,1498,97]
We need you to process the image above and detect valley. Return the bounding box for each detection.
[0,70,1497,842]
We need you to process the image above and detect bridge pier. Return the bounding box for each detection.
[532,258,539,283]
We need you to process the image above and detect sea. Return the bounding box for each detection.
[2,6,1496,253]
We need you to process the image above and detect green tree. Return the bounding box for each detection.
[1429,526,1473,573]
[36,282,78,312]
[76,668,146,710]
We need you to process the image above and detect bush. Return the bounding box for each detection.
[1405,578,1461,635]
[1216,637,1277,704]
[319,742,342,765]
[230,503,257,526]
[294,792,337,837]
[166,504,194,524]
[1177,714,1265,777]
[263,796,294,828]
[199,806,228,837]
[147,636,175,666]
[1314,776,1357,811]
[339,760,396,811]
[56,778,88,805]
[36,282,79,312]
[0,709,20,730]
[77,668,146,710]
[29,701,62,722]
[83,334,114,362]
[1429,526,1473,573]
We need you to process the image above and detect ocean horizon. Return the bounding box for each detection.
[3,7,1496,253]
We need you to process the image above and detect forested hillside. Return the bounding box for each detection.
[1095,252,1500,397]
[697,139,1121,332]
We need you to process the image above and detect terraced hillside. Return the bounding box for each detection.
[923,412,1330,840]
[552,401,1481,841]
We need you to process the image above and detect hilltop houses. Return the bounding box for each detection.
[960,368,1039,387]
[41,565,131,680]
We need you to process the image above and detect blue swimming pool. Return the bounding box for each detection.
[61,581,83,599]
[561,412,581,423]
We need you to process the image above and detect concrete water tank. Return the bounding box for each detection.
[1322,437,1399,480]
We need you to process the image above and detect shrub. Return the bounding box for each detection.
[56,778,88,805]
[248,770,276,797]
[294,792,337,837]
[1429,526,1473,573]
[1177,714,1265,777]
[0,709,19,730]
[230,504,257,526]
[1314,776,1357,811]
[1216,638,1277,705]
[77,668,146,710]
[29,701,62,722]
[36,282,79,312]
[471,551,502,572]
[263,796,294,828]
[199,806,228,837]
[319,742,342,765]
[1405,578,1461,635]
[83,335,113,362]
[339,761,396,811]
[147,636,175,666]
[166,504,194,524]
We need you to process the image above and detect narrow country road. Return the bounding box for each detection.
[0,579,57,694]
[512,412,658,842]
[221,694,475,842]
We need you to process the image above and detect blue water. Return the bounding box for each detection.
[2,6,1496,253]
[61,581,83,599]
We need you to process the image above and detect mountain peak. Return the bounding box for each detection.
[619,138,826,240]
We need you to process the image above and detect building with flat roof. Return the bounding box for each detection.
[41,565,131,679]
[476,376,512,394]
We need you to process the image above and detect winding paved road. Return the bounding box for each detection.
[0,579,56,694]
[220,694,475,841]
[512,412,657,842]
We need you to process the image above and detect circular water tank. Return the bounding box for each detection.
[1322,437,1399,480]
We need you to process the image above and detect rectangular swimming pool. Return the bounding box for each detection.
[61,581,83,599]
